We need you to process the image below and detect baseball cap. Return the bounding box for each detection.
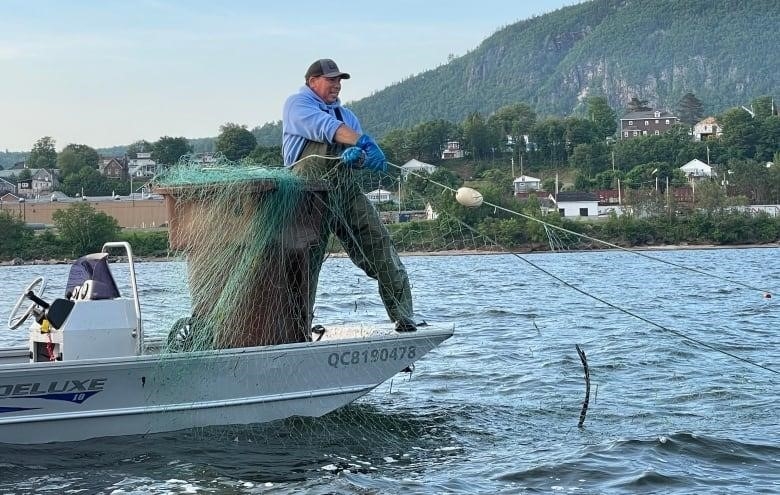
[305,59,351,80]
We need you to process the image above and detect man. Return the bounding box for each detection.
[282,58,416,333]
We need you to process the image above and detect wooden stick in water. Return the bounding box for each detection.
[575,344,590,428]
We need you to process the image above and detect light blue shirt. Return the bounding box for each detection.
[282,85,362,166]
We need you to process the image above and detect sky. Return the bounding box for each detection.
[0,0,583,152]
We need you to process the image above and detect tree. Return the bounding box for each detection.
[571,142,609,176]
[247,145,283,165]
[677,92,705,126]
[60,167,113,196]
[152,136,192,167]
[407,119,459,163]
[530,118,567,168]
[751,96,776,119]
[626,97,651,113]
[251,120,283,147]
[564,117,598,155]
[380,129,412,164]
[587,96,617,139]
[726,158,772,203]
[0,210,33,259]
[126,140,154,158]
[52,202,120,256]
[461,112,494,159]
[216,123,257,161]
[757,115,780,162]
[57,144,99,178]
[28,137,57,168]
[487,103,537,162]
[719,108,759,159]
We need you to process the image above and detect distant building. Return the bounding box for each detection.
[366,188,394,203]
[0,192,21,203]
[692,117,722,141]
[30,169,59,196]
[99,156,129,180]
[555,191,599,218]
[17,179,33,198]
[513,174,542,194]
[441,141,465,160]
[401,159,437,178]
[620,110,678,139]
[425,202,438,220]
[0,177,15,195]
[128,152,157,177]
[680,159,714,182]
[192,152,218,165]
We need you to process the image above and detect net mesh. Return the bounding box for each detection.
[151,155,508,353]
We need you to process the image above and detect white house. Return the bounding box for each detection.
[366,188,394,203]
[401,159,437,178]
[513,174,542,194]
[680,159,714,182]
[692,117,722,142]
[128,152,157,177]
[441,141,465,160]
[30,169,59,196]
[425,202,438,220]
[555,192,599,218]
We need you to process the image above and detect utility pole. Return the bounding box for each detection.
[666,176,670,214]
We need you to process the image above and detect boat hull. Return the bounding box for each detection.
[0,327,452,444]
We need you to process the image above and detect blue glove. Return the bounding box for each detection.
[356,134,387,172]
[340,146,365,168]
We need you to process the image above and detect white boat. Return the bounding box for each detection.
[0,242,453,445]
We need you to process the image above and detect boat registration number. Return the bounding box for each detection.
[327,346,416,368]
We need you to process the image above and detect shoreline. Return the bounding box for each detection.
[3,242,779,266]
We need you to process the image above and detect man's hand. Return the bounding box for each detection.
[356,134,387,172]
[340,146,365,168]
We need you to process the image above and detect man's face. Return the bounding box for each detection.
[309,76,343,104]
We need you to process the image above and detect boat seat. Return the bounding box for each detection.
[65,252,121,301]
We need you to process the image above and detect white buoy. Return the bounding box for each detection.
[455,187,483,207]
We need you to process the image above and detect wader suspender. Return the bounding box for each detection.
[295,106,346,162]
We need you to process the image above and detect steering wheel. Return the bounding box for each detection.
[8,276,47,330]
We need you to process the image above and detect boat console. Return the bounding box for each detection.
[7,242,143,363]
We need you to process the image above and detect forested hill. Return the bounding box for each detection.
[253,0,778,144]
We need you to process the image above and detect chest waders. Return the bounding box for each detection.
[290,136,414,329]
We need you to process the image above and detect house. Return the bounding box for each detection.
[425,202,438,221]
[513,174,542,194]
[99,156,128,180]
[98,157,128,180]
[17,179,33,198]
[30,169,59,196]
[595,189,621,205]
[0,192,22,203]
[0,177,15,195]
[555,191,599,218]
[692,117,722,141]
[680,159,714,182]
[192,152,218,165]
[127,152,157,177]
[620,110,678,139]
[401,159,437,178]
[366,188,394,203]
[441,141,465,160]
